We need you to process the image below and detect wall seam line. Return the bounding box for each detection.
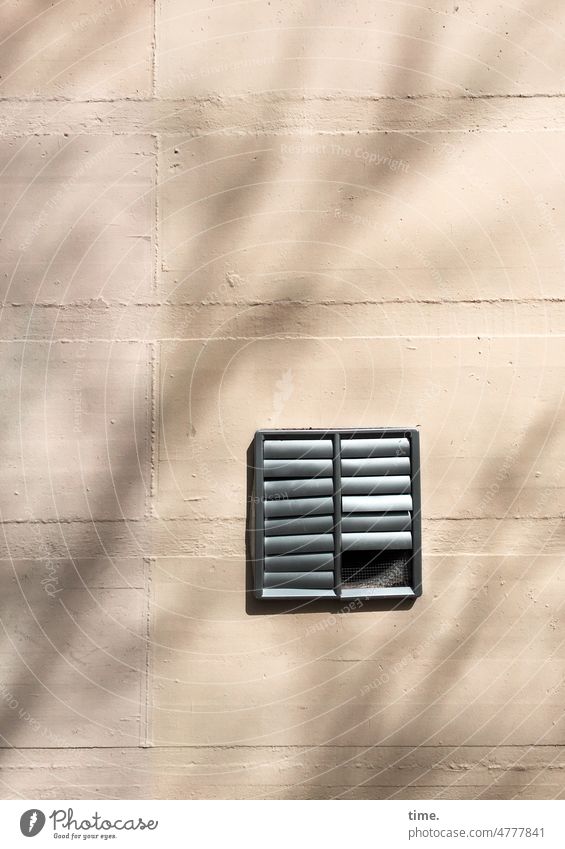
[141,556,153,749]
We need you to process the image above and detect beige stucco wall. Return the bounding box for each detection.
[1,0,564,799]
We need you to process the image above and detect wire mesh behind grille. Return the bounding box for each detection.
[341,550,412,588]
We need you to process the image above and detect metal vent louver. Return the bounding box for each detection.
[252,429,422,600]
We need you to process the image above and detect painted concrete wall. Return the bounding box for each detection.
[1,1,564,799]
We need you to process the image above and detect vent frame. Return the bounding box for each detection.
[252,428,422,601]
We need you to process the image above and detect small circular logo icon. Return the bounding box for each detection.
[20,810,45,837]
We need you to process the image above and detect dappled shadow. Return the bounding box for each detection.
[124,0,565,800]
[1,0,565,802]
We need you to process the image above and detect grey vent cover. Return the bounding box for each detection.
[251,429,422,600]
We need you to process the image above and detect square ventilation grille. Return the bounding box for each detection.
[252,429,422,600]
